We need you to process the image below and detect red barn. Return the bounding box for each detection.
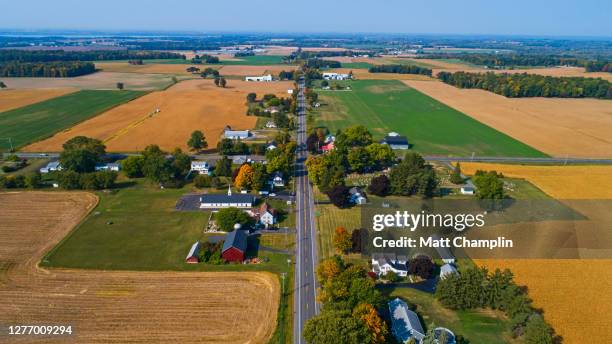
[222,230,248,262]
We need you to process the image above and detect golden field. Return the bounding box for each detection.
[24,79,294,152]
[403,80,612,158]
[462,163,612,344]
[0,88,77,112]
[0,191,279,344]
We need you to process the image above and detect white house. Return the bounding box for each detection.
[349,187,367,205]
[372,253,408,277]
[39,161,62,174]
[224,127,251,140]
[266,144,277,151]
[265,121,277,128]
[245,74,273,82]
[270,171,285,188]
[200,186,255,209]
[190,161,211,174]
[250,202,276,228]
[440,263,459,279]
[95,162,121,172]
[389,298,425,343]
[322,72,351,80]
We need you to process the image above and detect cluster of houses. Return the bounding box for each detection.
[39,161,121,174]
[322,72,352,80]
[389,298,456,344]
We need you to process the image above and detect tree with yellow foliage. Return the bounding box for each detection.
[333,227,352,254]
[234,164,254,190]
[353,303,389,344]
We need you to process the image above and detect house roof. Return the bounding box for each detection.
[431,235,455,260]
[200,194,255,204]
[389,298,425,342]
[191,161,209,166]
[222,230,248,254]
[259,202,276,216]
[440,263,458,276]
[381,135,409,146]
[186,241,201,260]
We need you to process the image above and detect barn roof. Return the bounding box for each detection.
[200,194,254,204]
[222,230,248,254]
[186,241,201,260]
[381,135,409,146]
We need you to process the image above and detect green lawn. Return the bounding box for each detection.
[314,80,546,157]
[383,287,512,344]
[220,55,289,66]
[0,90,145,151]
[42,180,291,273]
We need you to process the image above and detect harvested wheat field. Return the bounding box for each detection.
[0,88,77,113]
[0,72,178,91]
[329,68,435,81]
[96,62,209,74]
[460,163,612,344]
[404,80,612,158]
[24,79,294,152]
[218,65,298,76]
[0,191,279,344]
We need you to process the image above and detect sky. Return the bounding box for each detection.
[1,0,611,37]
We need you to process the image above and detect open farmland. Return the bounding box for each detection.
[24,79,294,152]
[0,90,145,151]
[403,80,612,158]
[96,61,208,74]
[0,72,179,90]
[96,61,297,77]
[0,88,76,112]
[330,68,435,81]
[314,79,546,157]
[460,163,612,344]
[0,191,279,344]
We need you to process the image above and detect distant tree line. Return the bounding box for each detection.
[438,71,612,99]
[0,49,184,62]
[305,58,341,69]
[0,61,96,77]
[422,52,611,73]
[368,64,432,76]
[234,51,255,57]
[191,54,219,64]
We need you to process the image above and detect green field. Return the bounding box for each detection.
[220,55,288,66]
[383,287,512,344]
[315,80,546,157]
[0,90,145,151]
[42,180,292,273]
[340,62,373,69]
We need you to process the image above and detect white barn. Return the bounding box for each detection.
[245,74,273,82]
[322,72,351,80]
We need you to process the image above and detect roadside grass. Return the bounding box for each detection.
[0,90,145,151]
[314,202,362,260]
[314,79,546,157]
[382,287,513,344]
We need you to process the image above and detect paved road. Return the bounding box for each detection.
[294,77,319,344]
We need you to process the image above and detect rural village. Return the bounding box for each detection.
[0,20,611,344]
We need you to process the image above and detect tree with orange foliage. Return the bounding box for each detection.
[234,163,254,190]
[316,255,344,282]
[352,303,389,344]
[333,227,352,254]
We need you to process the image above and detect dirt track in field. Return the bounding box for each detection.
[0,191,279,344]
[0,88,77,112]
[460,163,612,344]
[24,79,294,152]
[403,80,612,158]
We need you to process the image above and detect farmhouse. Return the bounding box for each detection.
[349,187,367,205]
[371,253,408,277]
[460,180,476,195]
[249,202,277,228]
[190,161,211,174]
[200,187,256,209]
[245,74,273,82]
[39,161,62,174]
[222,229,248,262]
[389,298,425,343]
[322,72,351,80]
[440,263,458,279]
[224,126,251,140]
[95,162,121,172]
[380,132,410,150]
[185,241,201,264]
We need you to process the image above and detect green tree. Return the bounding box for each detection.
[473,170,504,199]
[304,310,371,344]
[389,152,437,197]
[524,315,553,344]
[194,174,212,188]
[215,207,252,232]
[368,175,390,196]
[116,82,124,90]
[347,147,371,173]
[122,156,145,178]
[142,145,172,183]
[246,92,257,103]
[0,81,6,88]
[57,171,82,189]
[59,136,106,173]
[219,77,227,88]
[215,156,232,177]
[187,130,207,151]
[25,172,42,189]
[365,143,395,170]
[170,148,192,179]
[450,163,465,184]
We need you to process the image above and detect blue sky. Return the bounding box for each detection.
[2,0,611,37]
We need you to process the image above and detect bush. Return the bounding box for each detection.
[408,256,435,279]
[326,185,351,208]
[368,175,390,196]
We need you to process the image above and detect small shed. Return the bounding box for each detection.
[185,241,201,264]
[222,230,248,262]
